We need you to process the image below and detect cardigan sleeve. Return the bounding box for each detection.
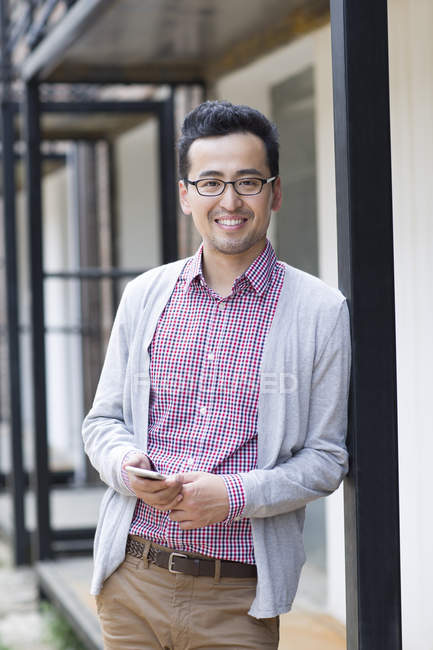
[239,299,351,518]
[82,282,144,496]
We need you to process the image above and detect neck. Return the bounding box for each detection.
[201,238,267,298]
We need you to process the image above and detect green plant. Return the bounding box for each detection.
[41,602,87,650]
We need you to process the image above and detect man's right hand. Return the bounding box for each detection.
[122,453,183,511]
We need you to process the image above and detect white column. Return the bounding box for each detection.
[43,166,75,464]
[388,0,433,647]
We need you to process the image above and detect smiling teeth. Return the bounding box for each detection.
[218,219,244,225]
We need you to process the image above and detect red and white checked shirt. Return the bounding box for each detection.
[128,240,284,563]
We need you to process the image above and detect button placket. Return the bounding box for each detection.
[200,296,226,421]
[213,295,232,408]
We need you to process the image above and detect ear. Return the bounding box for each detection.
[271,177,282,212]
[179,180,193,215]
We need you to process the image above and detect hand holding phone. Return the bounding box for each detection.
[124,461,182,511]
[125,465,167,481]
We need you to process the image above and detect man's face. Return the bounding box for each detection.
[179,132,281,256]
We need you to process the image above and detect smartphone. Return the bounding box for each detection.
[125,465,167,480]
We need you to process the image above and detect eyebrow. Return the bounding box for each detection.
[197,168,264,178]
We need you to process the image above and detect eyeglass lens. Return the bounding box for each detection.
[196,178,263,196]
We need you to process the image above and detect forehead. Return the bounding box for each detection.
[187,132,268,176]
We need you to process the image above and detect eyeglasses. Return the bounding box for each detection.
[185,176,277,197]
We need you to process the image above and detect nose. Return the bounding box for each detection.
[218,183,243,211]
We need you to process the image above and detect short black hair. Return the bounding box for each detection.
[178,100,279,180]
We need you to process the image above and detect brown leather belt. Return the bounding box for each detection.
[126,536,257,579]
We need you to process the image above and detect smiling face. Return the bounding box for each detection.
[179,132,281,258]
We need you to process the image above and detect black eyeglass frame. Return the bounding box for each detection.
[184,176,278,197]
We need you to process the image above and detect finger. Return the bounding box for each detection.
[169,494,186,512]
[131,477,175,493]
[136,484,183,507]
[168,493,184,509]
[154,494,183,512]
[168,509,183,521]
[129,480,164,496]
[169,505,193,521]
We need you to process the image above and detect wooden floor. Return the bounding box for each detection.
[37,557,346,650]
[280,608,346,649]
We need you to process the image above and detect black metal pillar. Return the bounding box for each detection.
[158,91,178,263]
[0,100,29,564]
[107,141,120,309]
[23,80,52,561]
[330,1,402,649]
[0,0,29,565]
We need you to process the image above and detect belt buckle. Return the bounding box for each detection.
[168,551,188,574]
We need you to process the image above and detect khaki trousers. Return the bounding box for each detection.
[95,545,279,649]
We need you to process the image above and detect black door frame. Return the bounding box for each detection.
[0,106,74,563]
[22,85,178,560]
[0,100,28,565]
[330,1,402,648]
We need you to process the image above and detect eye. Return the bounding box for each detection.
[237,178,261,188]
[200,179,223,188]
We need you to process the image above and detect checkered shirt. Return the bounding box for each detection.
[127,240,284,563]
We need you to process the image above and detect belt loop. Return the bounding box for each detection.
[141,539,152,569]
[213,559,221,583]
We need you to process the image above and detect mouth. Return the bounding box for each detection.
[214,216,248,230]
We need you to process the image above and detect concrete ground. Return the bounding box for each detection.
[0,540,53,650]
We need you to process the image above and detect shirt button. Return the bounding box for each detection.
[199,405,207,416]
[218,302,226,311]
[207,352,215,361]
[187,457,195,467]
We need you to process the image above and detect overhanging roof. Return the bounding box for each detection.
[22,0,329,83]
[38,111,154,140]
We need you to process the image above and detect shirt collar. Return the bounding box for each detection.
[243,239,277,296]
[183,242,205,291]
[183,239,277,297]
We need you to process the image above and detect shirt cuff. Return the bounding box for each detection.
[221,474,246,525]
[121,449,152,495]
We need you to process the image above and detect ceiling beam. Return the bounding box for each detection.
[21,0,116,81]
[43,62,206,85]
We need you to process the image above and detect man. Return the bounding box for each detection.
[83,100,351,649]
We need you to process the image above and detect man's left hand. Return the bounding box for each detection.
[168,472,229,529]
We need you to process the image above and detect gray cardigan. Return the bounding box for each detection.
[82,256,351,619]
